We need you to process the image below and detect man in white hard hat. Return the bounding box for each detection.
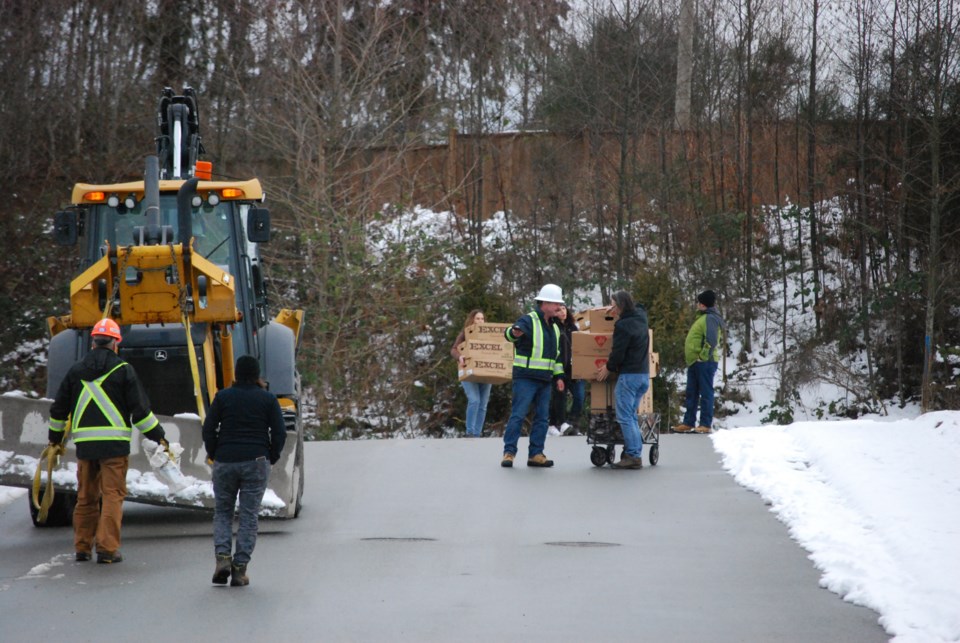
[500,284,566,468]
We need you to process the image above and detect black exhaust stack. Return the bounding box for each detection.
[139,155,162,245]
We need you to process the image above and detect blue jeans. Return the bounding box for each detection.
[212,458,271,565]
[683,361,719,428]
[461,381,492,436]
[615,373,650,458]
[503,377,552,457]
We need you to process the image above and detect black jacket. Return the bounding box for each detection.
[202,383,286,464]
[606,306,650,375]
[558,320,576,381]
[48,348,164,460]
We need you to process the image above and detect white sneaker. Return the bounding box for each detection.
[547,426,561,436]
[560,423,572,433]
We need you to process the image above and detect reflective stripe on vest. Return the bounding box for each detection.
[512,312,561,372]
[71,362,132,444]
[134,412,160,433]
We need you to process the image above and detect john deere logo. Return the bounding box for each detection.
[154,350,168,362]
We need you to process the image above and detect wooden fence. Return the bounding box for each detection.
[332,124,860,221]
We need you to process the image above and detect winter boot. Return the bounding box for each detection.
[212,554,232,585]
[526,453,554,468]
[694,425,712,434]
[230,562,249,587]
[97,551,123,564]
[673,424,694,433]
[613,453,643,469]
[501,453,515,468]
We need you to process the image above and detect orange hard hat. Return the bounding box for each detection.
[91,318,122,342]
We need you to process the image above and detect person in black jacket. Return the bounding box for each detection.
[48,318,166,564]
[597,291,650,469]
[549,305,584,435]
[203,355,286,587]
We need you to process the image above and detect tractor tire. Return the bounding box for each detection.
[29,492,76,528]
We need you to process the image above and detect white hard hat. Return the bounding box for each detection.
[536,283,564,303]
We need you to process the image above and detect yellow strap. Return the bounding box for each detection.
[32,418,71,524]
[173,243,205,421]
[182,311,206,422]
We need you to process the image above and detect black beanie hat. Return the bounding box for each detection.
[697,290,716,307]
[235,355,260,382]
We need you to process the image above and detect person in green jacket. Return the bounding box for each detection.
[674,290,724,434]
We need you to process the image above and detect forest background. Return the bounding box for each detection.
[0,0,957,438]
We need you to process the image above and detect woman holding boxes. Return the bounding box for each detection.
[596,291,650,469]
[451,310,492,437]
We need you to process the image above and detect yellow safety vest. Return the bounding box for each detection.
[512,312,564,376]
[66,362,158,443]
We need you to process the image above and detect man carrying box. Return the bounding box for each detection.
[501,284,566,468]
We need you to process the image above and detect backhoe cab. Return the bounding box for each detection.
[0,88,305,524]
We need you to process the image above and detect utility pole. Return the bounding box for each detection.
[675,0,695,129]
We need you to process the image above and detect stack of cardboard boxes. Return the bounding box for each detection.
[571,307,659,415]
[456,323,514,385]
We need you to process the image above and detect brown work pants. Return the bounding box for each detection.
[74,456,128,555]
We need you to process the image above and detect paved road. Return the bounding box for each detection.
[0,434,887,642]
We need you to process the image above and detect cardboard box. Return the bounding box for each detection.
[589,378,654,415]
[574,307,618,333]
[647,330,658,378]
[573,329,659,381]
[465,322,512,342]
[571,331,612,381]
[572,354,608,380]
[458,354,512,384]
[571,331,613,357]
[457,322,513,384]
[461,323,513,359]
[590,380,615,411]
[459,338,513,359]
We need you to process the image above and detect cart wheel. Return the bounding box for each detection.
[649,444,659,466]
[606,445,616,465]
[590,446,607,467]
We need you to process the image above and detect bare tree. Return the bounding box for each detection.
[917,0,958,410]
[806,0,822,333]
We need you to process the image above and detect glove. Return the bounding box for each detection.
[159,438,172,457]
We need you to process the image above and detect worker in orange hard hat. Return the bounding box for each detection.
[47,319,167,564]
[91,318,123,341]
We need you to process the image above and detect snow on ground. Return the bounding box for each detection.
[0,485,26,506]
[713,412,960,643]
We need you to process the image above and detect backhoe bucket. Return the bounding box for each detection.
[0,394,302,518]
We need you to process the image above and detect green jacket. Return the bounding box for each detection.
[684,307,724,366]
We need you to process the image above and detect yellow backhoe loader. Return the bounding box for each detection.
[0,87,305,525]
